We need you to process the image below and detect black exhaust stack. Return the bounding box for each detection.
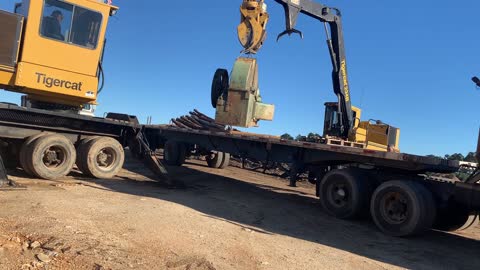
[472,76,480,87]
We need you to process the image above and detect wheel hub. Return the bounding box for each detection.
[42,147,64,167]
[96,148,115,168]
[330,184,349,206]
[382,192,408,224]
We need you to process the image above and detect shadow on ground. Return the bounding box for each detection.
[12,158,480,269]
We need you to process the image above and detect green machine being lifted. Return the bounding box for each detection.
[212,58,275,128]
[211,0,274,128]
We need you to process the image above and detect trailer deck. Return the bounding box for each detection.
[0,103,459,174]
[145,125,460,174]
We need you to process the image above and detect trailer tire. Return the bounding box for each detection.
[434,209,479,232]
[20,133,50,176]
[319,168,373,219]
[164,141,186,166]
[418,183,437,232]
[370,180,435,237]
[219,153,230,169]
[79,137,124,179]
[25,134,76,180]
[206,151,224,169]
[76,136,100,173]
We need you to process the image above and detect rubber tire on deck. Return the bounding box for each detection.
[24,134,76,180]
[434,208,479,232]
[79,137,125,179]
[206,152,224,169]
[19,133,49,176]
[211,69,229,108]
[163,141,186,166]
[319,168,374,219]
[219,153,230,169]
[76,136,100,173]
[370,180,436,237]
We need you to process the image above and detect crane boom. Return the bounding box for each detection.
[238,0,354,138]
[274,0,354,138]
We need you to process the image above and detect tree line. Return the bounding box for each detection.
[426,153,477,163]
[280,133,477,163]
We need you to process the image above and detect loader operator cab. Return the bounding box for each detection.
[323,102,400,152]
[323,102,361,139]
[0,0,117,113]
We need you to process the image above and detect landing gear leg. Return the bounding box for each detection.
[289,162,304,187]
[0,155,16,189]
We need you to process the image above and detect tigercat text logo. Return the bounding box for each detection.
[340,60,350,102]
[35,72,83,91]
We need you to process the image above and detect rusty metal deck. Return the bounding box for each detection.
[144,125,460,174]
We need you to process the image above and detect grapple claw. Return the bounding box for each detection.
[276,28,304,42]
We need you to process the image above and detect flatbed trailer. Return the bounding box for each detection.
[0,103,479,236]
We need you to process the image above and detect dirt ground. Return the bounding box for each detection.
[0,155,479,270]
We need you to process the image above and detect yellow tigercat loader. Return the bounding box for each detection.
[0,0,117,113]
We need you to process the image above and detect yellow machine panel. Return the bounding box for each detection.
[355,121,401,152]
[15,62,98,104]
[0,70,15,87]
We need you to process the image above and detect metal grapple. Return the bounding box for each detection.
[237,0,269,54]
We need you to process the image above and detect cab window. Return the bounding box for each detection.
[40,0,102,49]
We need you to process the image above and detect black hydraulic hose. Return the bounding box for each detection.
[97,62,105,94]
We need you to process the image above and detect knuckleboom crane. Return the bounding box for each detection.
[275,0,354,140]
[213,0,400,152]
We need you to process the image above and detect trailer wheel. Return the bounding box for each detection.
[164,141,186,166]
[370,181,436,237]
[206,151,224,168]
[25,134,76,180]
[19,133,49,176]
[219,153,230,169]
[434,209,479,232]
[76,136,99,173]
[319,168,373,219]
[79,137,125,179]
[417,183,437,232]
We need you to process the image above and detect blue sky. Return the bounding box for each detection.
[1,0,479,156]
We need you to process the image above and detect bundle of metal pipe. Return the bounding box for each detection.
[170,109,227,131]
